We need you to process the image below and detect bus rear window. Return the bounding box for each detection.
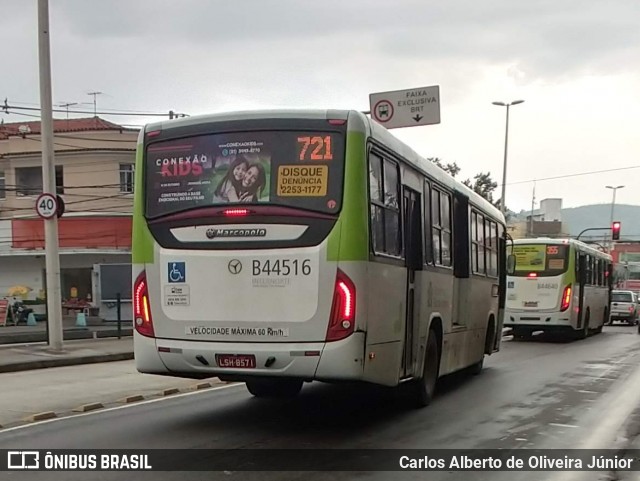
[144,130,345,218]
[511,244,569,277]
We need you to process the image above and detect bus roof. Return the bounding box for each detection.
[143,109,504,224]
[512,237,612,259]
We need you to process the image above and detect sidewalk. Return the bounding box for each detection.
[0,316,132,345]
[0,337,133,373]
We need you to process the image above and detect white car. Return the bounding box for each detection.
[609,290,639,326]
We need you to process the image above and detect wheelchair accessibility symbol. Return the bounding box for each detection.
[168,262,186,283]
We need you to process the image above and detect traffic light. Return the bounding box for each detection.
[612,221,621,241]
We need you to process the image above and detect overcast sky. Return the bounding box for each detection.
[1,0,639,212]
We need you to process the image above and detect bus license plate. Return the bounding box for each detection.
[215,354,256,369]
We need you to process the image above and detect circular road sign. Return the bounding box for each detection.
[35,193,58,219]
[373,99,394,123]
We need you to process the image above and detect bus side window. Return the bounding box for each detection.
[368,152,385,254]
[598,259,603,286]
[424,181,434,265]
[440,191,452,266]
[368,152,402,258]
[383,159,401,257]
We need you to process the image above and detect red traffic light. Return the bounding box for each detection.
[612,221,621,240]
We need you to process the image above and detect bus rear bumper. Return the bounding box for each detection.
[134,332,366,382]
[503,311,575,331]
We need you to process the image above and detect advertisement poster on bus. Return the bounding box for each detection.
[146,136,271,216]
[145,131,344,218]
[513,245,546,271]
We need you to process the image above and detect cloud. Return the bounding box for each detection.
[1,0,639,211]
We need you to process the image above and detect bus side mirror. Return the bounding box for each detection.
[507,254,516,275]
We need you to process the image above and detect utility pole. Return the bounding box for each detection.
[38,0,64,352]
[529,181,536,237]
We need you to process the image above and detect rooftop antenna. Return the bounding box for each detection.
[87,91,103,117]
[58,102,78,120]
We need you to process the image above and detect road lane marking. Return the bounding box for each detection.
[0,383,244,434]
[548,423,578,429]
[546,362,640,481]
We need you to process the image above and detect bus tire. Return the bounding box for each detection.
[469,357,484,375]
[484,318,496,355]
[412,330,440,408]
[472,319,494,375]
[577,309,590,340]
[245,379,303,398]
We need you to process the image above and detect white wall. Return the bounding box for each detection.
[0,220,13,256]
[540,198,563,222]
[0,256,44,300]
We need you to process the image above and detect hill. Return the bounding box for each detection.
[561,204,640,240]
[512,204,640,240]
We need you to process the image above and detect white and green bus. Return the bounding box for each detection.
[132,109,508,405]
[505,238,612,340]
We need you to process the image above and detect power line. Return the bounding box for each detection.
[2,101,186,118]
[504,165,640,187]
[0,111,42,119]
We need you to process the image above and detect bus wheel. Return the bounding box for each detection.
[577,310,590,340]
[412,330,440,408]
[600,308,608,331]
[469,357,484,375]
[245,379,303,398]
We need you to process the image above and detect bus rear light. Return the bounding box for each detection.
[527,273,538,278]
[146,130,162,138]
[326,269,356,342]
[328,119,346,125]
[224,208,250,217]
[560,284,572,312]
[134,271,155,337]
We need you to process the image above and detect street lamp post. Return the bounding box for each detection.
[492,100,525,215]
[605,185,624,225]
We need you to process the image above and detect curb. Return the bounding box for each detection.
[0,352,134,374]
[0,380,229,430]
[119,394,145,403]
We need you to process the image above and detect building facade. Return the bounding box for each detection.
[0,117,137,319]
[508,198,570,239]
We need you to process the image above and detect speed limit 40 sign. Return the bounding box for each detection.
[35,193,58,219]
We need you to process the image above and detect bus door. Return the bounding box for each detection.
[576,253,587,328]
[401,187,423,379]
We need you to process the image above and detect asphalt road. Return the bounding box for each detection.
[2,325,640,481]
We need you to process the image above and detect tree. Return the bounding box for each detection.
[462,172,498,203]
[427,157,461,178]
[428,158,514,220]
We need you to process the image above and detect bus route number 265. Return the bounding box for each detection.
[252,259,311,276]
